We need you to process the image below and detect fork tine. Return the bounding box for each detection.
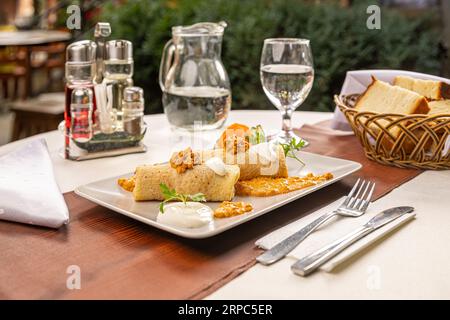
[360,182,376,211]
[353,180,371,209]
[347,180,366,208]
[343,178,360,206]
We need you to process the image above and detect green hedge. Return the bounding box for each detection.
[100,0,441,113]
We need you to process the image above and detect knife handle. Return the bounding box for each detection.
[291,226,373,276]
[256,211,337,265]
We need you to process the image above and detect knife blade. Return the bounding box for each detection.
[291,206,414,276]
[363,206,414,229]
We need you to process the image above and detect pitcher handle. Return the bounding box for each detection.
[159,39,175,92]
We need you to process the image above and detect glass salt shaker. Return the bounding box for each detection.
[103,40,133,130]
[70,87,94,143]
[122,87,144,136]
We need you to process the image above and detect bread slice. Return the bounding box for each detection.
[355,77,430,116]
[393,75,450,100]
[428,100,450,115]
[355,77,429,150]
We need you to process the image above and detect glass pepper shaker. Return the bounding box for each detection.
[122,86,144,136]
[103,40,134,130]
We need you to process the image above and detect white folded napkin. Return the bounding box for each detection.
[0,139,69,228]
[331,69,450,131]
[256,195,416,273]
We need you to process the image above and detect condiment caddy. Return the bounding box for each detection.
[61,22,146,160]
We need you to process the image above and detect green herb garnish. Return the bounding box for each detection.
[249,125,266,145]
[159,183,206,213]
[280,138,306,165]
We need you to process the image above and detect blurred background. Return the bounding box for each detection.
[0,0,448,145]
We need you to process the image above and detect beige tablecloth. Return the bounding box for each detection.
[208,170,450,299]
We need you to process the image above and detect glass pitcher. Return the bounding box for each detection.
[159,21,231,131]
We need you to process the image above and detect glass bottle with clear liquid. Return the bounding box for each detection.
[103,40,134,130]
[159,21,231,131]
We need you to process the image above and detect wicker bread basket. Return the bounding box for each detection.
[335,94,450,170]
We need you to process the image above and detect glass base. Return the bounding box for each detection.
[268,130,309,147]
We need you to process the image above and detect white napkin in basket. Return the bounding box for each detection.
[0,139,69,228]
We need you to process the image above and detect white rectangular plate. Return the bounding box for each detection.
[75,152,361,239]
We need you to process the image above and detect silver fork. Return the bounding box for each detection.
[256,179,376,265]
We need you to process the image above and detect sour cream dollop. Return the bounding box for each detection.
[156,202,213,228]
[248,142,279,164]
[205,157,227,176]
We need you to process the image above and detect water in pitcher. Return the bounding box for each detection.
[163,86,231,131]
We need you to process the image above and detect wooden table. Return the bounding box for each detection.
[0,30,71,46]
[1,111,449,299]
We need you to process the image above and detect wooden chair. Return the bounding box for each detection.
[0,47,28,100]
[31,42,66,92]
[1,41,67,100]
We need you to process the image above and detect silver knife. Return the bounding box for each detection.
[291,206,414,277]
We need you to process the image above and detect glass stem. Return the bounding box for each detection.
[281,108,293,134]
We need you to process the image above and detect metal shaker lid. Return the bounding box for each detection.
[71,87,93,104]
[66,40,97,62]
[105,40,133,61]
[94,22,111,38]
[123,86,144,102]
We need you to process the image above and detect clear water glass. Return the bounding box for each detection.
[260,38,314,145]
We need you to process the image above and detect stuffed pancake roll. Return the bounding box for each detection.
[201,143,288,181]
[133,163,240,202]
